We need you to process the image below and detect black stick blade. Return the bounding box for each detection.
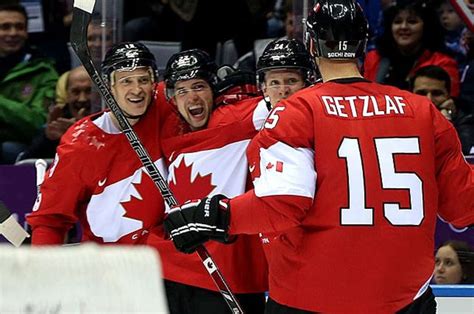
[0,201,11,224]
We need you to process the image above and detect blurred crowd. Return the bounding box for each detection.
[2,0,473,164]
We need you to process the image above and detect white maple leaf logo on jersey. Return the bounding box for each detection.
[86,169,146,242]
[168,157,216,204]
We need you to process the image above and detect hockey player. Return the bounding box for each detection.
[206,39,316,265]
[27,42,167,245]
[256,38,316,109]
[155,48,268,314]
[164,0,474,313]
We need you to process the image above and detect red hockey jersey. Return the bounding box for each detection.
[27,101,166,245]
[155,97,269,293]
[230,78,474,312]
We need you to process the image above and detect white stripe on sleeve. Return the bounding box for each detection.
[252,99,271,131]
[254,142,316,198]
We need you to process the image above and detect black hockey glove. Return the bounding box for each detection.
[164,207,209,254]
[180,194,232,243]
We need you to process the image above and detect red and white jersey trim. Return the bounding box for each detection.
[254,141,316,198]
[253,99,270,130]
[414,276,432,300]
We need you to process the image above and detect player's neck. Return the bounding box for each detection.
[319,58,362,82]
[110,113,140,129]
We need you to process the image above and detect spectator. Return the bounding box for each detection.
[434,240,474,284]
[235,0,296,73]
[85,15,114,114]
[0,3,58,164]
[18,66,92,160]
[436,0,467,72]
[27,0,72,74]
[266,0,286,38]
[54,68,71,109]
[460,28,474,110]
[356,0,382,49]
[363,0,460,96]
[87,15,114,67]
[411,65,474,155]
[123,0,185,42]
[465,0,474,15]
[124,0,270,59]
[183,0,268,58]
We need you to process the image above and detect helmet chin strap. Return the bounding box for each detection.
[122,110,146,120]
[121,103,150,120]
[122,111,145,120]
[263,95,272,111]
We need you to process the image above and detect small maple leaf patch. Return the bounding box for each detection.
[266,161,283,172]
[169,158,216,204]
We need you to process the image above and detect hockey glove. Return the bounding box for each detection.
[180,194,232,243]
[164,207,209,254]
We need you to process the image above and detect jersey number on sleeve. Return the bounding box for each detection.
[264,107,286,129]
[338,137,424,226]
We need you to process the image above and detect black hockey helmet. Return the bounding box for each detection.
[256,38,316,88]
[305,0,368,59]
[214,65,258,107]
[101,42,157,84]
[164,49,218,100]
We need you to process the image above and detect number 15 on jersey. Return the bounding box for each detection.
[338,137,424,226]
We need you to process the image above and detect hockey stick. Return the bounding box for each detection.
[0,201,30,247]
[70,1,243,313]
[35,159,47,196]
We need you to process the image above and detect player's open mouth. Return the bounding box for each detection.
[188,105,204,117]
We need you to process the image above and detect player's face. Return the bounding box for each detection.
[173,78,213,131]
[434,245,464,284]
[262,69,305,108]
[0,11,27,57]
[412,76,449,107]
[111,67,154,124]
[391,10,424,54]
